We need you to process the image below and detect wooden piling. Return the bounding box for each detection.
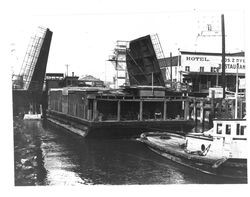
[239,98,243,119]
[201,101,205,132]
[93,100,97,121]
[194,99,198,132]
[117,100,121,121]
[163,100,167,120]
[209,91,215,129]
[200,100,204,124]
[139,100,143,121]
[184,99,189,120]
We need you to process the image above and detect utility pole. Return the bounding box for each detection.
[221,14,226,98]
[235,63,239,119]
[177,48,181,83]
[65,64,69,76]
[170,52,172,88]
[151,72,154,95]
[216,66,219,87]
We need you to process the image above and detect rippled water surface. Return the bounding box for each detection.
[13,119,246,185]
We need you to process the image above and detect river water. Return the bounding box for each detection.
[13,118,246,185]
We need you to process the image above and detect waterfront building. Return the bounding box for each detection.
[159,51,245,96]
[78,75,105,87]
[45,73,105,90]
[45,73,64,89]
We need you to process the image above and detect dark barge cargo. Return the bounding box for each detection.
[46,86,195,138]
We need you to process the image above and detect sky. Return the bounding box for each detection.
[2,0,247,83]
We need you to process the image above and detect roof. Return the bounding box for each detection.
[180,51,245,57]
[158,51,245,68]
[79,75,102,82]
[182,72,245,76]
[49,86,108,94]
[46,73,64,77]
[127,85,166,90]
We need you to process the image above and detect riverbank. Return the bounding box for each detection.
[14,118,46,185]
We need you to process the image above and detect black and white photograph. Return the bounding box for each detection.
[1,0,249,193]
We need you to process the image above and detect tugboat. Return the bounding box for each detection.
[138,117,247,179]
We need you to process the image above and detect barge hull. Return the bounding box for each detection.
[46,110,195,138]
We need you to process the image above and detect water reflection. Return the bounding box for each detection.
[39,126,93,185]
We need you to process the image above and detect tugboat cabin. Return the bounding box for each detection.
[185,119,247,159]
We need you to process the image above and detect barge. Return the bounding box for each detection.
[46,86,195,138]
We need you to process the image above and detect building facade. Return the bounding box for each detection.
[160,51,245,95]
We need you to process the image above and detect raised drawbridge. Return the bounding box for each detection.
[12,27,53,116]
[14,27,53,92]
[126,34,169,87]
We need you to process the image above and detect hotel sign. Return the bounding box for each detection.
[182,54,245,74]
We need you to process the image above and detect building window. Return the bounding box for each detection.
[196,109,200,117]
[236,124,240,135]
[207,24,212,31]
[217,123,222,134]
[211,67,217,72]
[200,67,204,72]
[185,66,190,72]
[240,126,245,135]
[226,124,231,135]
